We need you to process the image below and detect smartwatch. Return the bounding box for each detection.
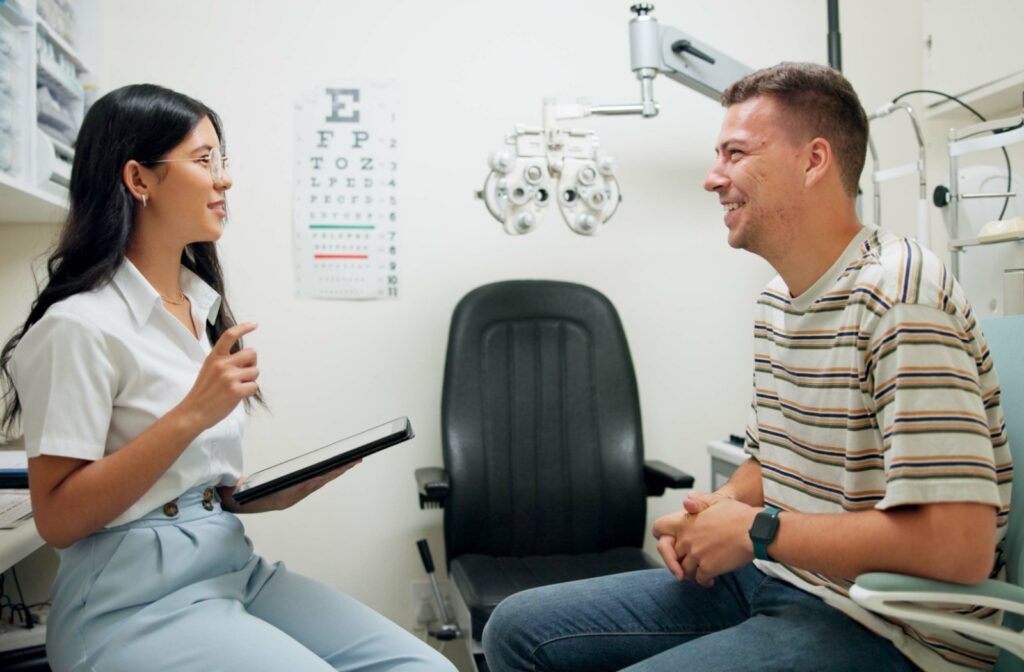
[749,505,782,561]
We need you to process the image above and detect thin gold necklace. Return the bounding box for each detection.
[160,292,188,306]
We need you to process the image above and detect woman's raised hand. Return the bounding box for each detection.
[177,323,259,430]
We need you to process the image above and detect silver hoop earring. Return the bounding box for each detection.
[141,195,148,208]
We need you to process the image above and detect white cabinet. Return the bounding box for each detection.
[0,0,96,225]
[707,440,749,491]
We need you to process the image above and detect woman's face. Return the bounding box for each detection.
[146,116,233,245]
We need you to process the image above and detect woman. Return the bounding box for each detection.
[0,84,454,671]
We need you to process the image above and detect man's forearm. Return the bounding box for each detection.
[768,503,996,584]
[715,458,763,507]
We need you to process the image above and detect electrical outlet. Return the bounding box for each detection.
[410,580,451,629]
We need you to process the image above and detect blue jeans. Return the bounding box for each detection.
[482,564,914,672]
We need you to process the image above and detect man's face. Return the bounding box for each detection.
[703,96,806,257]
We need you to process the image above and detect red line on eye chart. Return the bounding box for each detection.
[314,254,369,260]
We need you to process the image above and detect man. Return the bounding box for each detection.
[482,62,1011,672]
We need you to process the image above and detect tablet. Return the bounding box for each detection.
[232,416,414,505]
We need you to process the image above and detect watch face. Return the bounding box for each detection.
[750,512,780,540]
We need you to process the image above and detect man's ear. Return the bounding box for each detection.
[803,137,833,190]
[122,160,151,203]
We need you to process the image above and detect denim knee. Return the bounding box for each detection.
[482,590,537,671]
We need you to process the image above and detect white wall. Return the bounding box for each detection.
[0,0,957,665]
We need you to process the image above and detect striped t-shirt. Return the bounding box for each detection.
[746,225,1012,671]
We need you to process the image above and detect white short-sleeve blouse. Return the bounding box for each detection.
[11,259,246,526]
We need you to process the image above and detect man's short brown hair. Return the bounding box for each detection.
[721,62,868,197]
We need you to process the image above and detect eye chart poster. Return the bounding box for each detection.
[293,84,399,299]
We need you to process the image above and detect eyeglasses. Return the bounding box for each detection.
[144,146,230,182]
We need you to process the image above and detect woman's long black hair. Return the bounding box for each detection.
[1,84,259,435]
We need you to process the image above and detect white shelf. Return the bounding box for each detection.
[0,1,31,27]
[35,15,87,73]
[36,52,82,101]
[950,233,1024,251]
[0,516,43,572]
[0,0,93,226]
[0,622,46,654]
[926,69,1024,122]
[0,440,43,572]
[0,169,67,224]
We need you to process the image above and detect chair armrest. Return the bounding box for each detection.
[851,572,1024,659]
[415,467,450,509]
[644,460,694,497]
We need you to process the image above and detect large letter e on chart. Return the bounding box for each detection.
[325,88,360,123]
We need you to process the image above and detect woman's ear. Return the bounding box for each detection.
[122,160,150,204]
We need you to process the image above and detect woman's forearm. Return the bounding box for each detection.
[30,405,204,547]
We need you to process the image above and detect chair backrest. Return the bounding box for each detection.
[984,316,1024,586]
[441,281,648,562]
[984,316,1024,672]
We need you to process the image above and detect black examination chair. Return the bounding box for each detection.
[416,280,693,670]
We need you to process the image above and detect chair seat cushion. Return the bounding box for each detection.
[451,547,661,640]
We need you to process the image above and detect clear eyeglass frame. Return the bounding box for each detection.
[144,146,230,182]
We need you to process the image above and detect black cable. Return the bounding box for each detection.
[0,568,33,629]
[0,572,7,621]
[0,589,14,626]
[9,566,32,628]
[892,89,1014,220]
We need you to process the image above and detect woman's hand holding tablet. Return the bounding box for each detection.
[228,417,413,506]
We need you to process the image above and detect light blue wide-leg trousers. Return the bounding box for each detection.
[46,487,455,672]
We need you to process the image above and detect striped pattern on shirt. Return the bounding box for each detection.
[746,227,1012,672]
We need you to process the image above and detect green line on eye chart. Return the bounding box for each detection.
[309,224,376,230]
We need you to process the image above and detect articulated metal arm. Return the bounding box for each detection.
[626,3,753,115]
[478,4,753,236]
